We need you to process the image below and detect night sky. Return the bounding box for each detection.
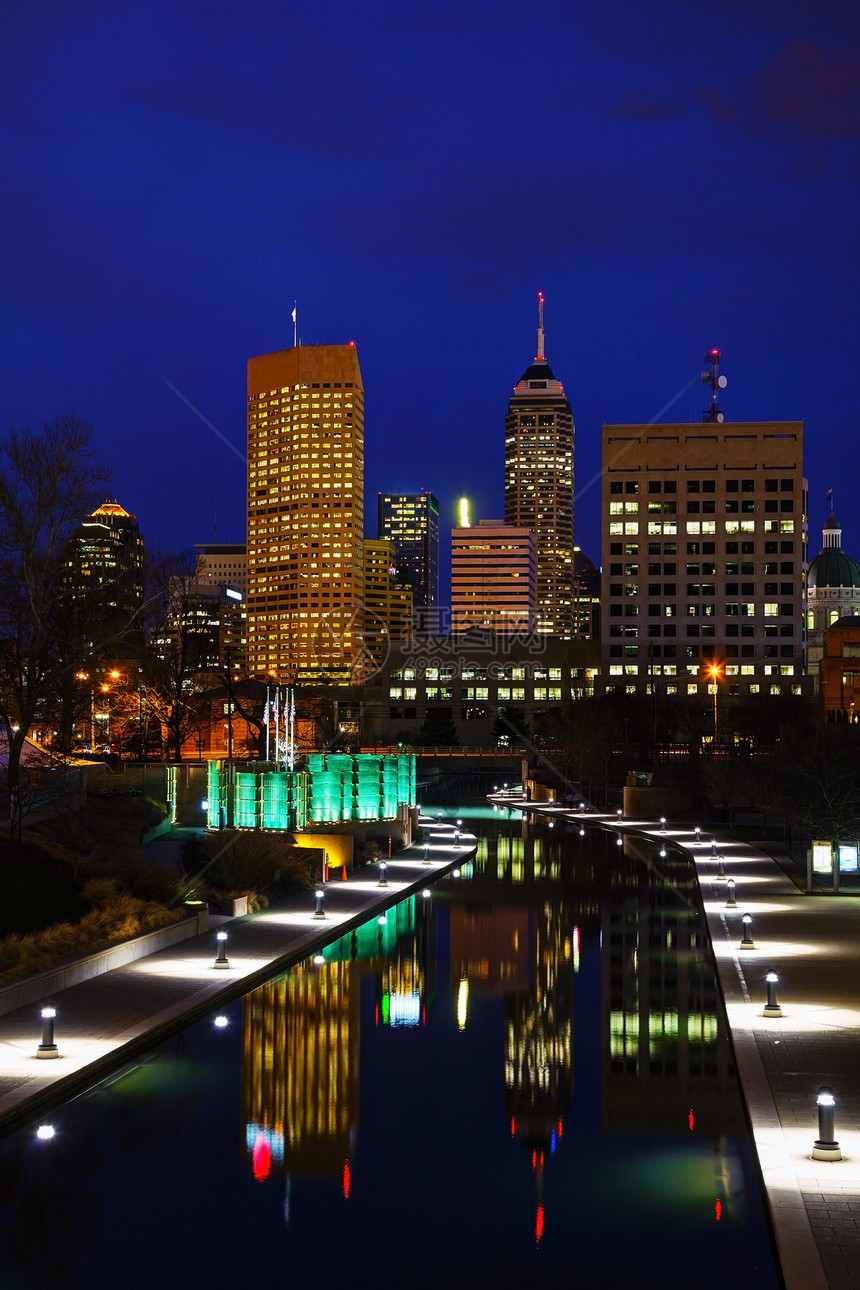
[3,1,859,581]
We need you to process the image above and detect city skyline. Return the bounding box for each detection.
[2,3,857,572]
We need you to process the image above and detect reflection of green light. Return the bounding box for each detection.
[382,993,390,1025]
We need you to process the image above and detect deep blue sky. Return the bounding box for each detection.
[2,0,859,574]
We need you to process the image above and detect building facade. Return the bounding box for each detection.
[360,538,413,680]
[451,520,536,635]
[504,298,574,637]
[376,491,439,612]
[195,543,247,598]
[246,344,364,684]
[66,500,144,643]
[599,421,808,698]
[806,512,860,678]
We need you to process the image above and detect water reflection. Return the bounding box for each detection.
[0,813,780,1290]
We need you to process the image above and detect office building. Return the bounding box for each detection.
[360,538,413,679]
[195,543,247,598]
[451,519,535,635]
[246,344,364,684]
[573,546,601,641]
[65,500,144,643]
[504,296,574,637]
[599,420,807,698]
[377,491,439,612]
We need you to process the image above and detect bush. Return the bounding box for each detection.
[184,830,314,902]
[0,896,184,987]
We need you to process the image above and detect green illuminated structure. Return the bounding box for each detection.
[205,752,415,831]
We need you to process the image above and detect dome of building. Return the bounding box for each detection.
[807,512,860,590]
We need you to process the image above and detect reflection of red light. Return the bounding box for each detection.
[531,1150,536,1170]
[343,1159,351,1200]
[422,1006,426,1026]
[539,1151,544,1169]
[375,1003,379,1026]
[715,1198,722,1222]
[535,1205,545,1245]
[252,1134,271,1182]
[689,1109,695,1132]
[557,1119,563,1139]
[511,1116,516,1137]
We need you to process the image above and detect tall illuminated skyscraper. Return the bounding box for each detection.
[246,344,364,683]
[504,296,574,637]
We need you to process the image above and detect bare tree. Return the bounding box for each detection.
[0,416,109,838]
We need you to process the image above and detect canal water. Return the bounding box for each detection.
[0,808,781,1290]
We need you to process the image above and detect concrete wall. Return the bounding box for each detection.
[0,913,205,1019]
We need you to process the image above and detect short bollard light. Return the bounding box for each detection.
[617,808,623,821]
[695,825,701,842]
[313,889,326,920]
[214,931,230,969]
[579,802,585,813]
[378,861,389,888]
[37,1006,59,1059]
[711,839,717,856]
[740,913,755,950]
[716,855,726,881]
[812,1086,842,1161]
[726,879,737,908]
[423,839,431,864]
[454,826,461,849]
[763,971,783,1018]
[660,816,667,834]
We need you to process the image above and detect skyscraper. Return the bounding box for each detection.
[246,344,364,683]
[504,296,574,638]
[376,491,439,611]
[65,500,144,644]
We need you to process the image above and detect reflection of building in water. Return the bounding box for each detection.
[376,893,435,1027]
[242,959,359,1182]
[503,900,573,1162]
[602,842,736,1135]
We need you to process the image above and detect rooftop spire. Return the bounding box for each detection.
[536,291,545,361]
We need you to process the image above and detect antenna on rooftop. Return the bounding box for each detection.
[701,348,727,422]
[536,292,545,360]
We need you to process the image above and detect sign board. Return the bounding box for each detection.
[812,841,833,874]
[838,843,859,874]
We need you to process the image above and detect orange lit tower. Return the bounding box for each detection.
[246,343,364,683]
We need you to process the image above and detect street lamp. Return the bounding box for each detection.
[705,661,723,744]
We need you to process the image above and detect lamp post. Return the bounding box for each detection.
[812,1086,842,1161]
[763,971,782,1017]
[313,889,326,920]
[726,879,737,908]
[706,662,723,745]
[37,1006,59,1058]
[378,861,388,888]
[214,931,230,969]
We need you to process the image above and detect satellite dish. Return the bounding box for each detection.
[718,375,728,389]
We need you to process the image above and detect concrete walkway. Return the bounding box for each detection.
[0,816,474,1137]
[494,794,856,1290]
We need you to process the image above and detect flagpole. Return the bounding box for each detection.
[293,302,297,349]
